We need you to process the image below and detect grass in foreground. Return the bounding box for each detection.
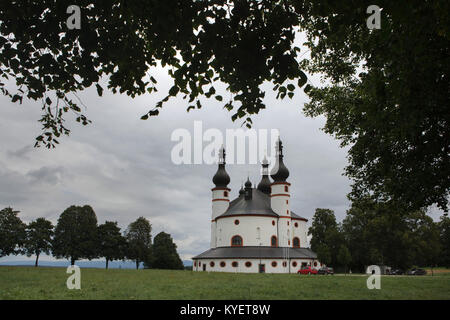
[0,266,449,300]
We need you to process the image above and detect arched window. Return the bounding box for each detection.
[231,235,243,246]
[210,261,215,267]
[272,220,275,226]
[245,261,252,268]
[284,186,289,192]
[224,191,228,197]
[232,261,238,267]
[294,222,298,228]
[293,237,300,248]
[194,261,197,267]
[271,235,277,247]
[282,261,287,267]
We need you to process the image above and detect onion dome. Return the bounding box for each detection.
[212,146,230,187]
[244,177,252,200]
[257,155,272,195]
[239,184,245,196]
[270,137,289,182]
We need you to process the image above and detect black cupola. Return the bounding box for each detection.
[212,146,230,188]
[257,155,272,195]
[270,137,289,182]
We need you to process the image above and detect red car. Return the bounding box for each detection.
[297,266,318,275]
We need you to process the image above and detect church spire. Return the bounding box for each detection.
[212,145,230,187]
[270,137,289,182]
[257,154,272,194]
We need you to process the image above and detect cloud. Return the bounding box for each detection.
[0,66,355,261]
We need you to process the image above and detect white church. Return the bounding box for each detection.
[193,138,320,273]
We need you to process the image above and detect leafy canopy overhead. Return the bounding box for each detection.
[0,0,307,147]
[1,1,448,211]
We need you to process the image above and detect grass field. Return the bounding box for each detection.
[1,266,449,300]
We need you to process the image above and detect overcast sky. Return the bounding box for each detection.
[1,43,443,264]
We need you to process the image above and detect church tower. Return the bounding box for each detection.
[270,137,291,247]
[210,146,230,248]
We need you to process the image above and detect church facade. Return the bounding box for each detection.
[193,138,320,273]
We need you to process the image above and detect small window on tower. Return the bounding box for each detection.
[234,219,240,225]
[286,200,288,204]
[272,220,275,226]
[284,186,289,192]
[271,236,277,247]
[224,191,228,197]
[295,222,298,228]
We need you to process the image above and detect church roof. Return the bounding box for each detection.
[216,188,278,219]
[193,246,317,259]
[290,211,308,222]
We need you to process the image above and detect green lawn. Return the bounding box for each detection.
[0,266,449,300]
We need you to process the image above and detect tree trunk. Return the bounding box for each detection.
[71,257,75,265]
[106,259,109,270]
[136,260,139,270]
[35,252,40,267]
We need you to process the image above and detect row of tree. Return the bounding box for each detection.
[0,205,184,270]
[308,197,450,273]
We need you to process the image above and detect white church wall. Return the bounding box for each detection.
[193,258,319,273]
[215,215,278,247]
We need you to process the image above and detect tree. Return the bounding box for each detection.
[0,207,26,257]
[439,215,450,268]
[301,1,449,212]
[52,205,98,265]
[337,245,351,274]
[97,221,127,269]
[308,208,343,267]
[0,0,307,148]
[148,232,184,270]
[24,218,53,267]
[124,217,152,270]
[315,244,332,267]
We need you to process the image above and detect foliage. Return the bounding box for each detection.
[0,0,308,147]
[0,207,26,257]
[52,205,98,265]
[148,231,184,270]
[439,215,450,267]
[124,216,152,269]
[342,197,442,271]
[97,221,127,269]
[301,1,450,211]
[337,245,351,273]
[24,217,54,267]
[308,208,343,267]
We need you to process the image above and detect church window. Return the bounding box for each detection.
[282,261,287,267]
[194,261,196,267]
[272,220,275,226]
[271,261,277,267]
[294,222,298,228]
[231,235,243,246]
[292,261,297,267]
[210,261,215,267]
[220,261,226,267]
[224,191,228,197]
[314,261,318,267]
[293,237,300,248]
[271,236,277,247]
[287,220,289,225]
[232,261,238,267]
[284,186,289,192]
[286,200,288,204]
[245,261,252,268]
[234,219,239,225]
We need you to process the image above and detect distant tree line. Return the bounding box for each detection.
[0,205,184,270]
[308,197,450,273]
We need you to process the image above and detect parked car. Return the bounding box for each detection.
[390,269,405,275]
[317,267,334,275]
[407,268,427,275]
[298,266,318,275]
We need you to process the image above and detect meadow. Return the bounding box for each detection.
[0,266,449,300]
